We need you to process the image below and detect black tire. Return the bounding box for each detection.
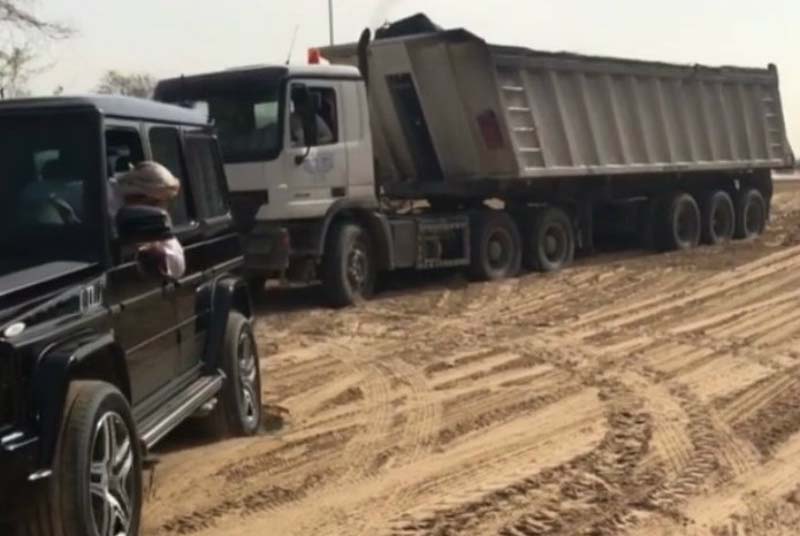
[524,207,575,272]
[734,188,767,240]
[321,222,376,307]
[701,190,736,245]
[205,312,263,437]
[658,192,701,251]
[20,381,142,536]
[469,211,522,281]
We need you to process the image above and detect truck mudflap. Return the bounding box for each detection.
[243,223,290,274]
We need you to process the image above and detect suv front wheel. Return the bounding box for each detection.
[20,381,142,536]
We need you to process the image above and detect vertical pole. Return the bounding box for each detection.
[328,0,334,45]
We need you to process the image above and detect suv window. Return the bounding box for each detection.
[290,86,338,147]
[0,112,103,276]
[149,127,192,226]
[184,134,228,218]
[106,129,144,177]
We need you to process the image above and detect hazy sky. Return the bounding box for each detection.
[30,0,798,149]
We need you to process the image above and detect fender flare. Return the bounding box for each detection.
[32,332,128,467]
[203,275,253,371]
[318,200,394,271]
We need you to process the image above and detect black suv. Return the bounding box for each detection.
[0,96,262,535]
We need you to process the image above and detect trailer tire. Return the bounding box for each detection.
[659,192,701,251]
[322,222,375,307]
[701,190,736,245]
[524,207,575,273]
[469,211,521,281]
[734,188,767,240]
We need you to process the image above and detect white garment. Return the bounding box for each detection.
[159,237,186,279]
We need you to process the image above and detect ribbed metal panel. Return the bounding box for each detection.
[494,53,791,177]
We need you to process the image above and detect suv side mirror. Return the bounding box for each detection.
[116,205,173,245]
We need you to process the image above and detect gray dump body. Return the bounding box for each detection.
[321,30,793,193]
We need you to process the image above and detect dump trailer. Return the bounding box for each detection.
[154,14,794,307]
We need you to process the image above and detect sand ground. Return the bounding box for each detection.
[142,181,800,536]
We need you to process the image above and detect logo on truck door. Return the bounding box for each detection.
[302,152,335,176]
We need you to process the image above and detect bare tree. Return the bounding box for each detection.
[95,70,156,98]
[0,1,71,37]
[0,1,73,97]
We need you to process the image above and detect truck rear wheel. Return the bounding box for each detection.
[322,222,375,307]
[659,192,701,251]
[469,211,521,281]
[524,207,575,272]
[734,188,767,240]
[701,190,735,245]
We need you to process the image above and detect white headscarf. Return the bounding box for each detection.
[116,161,181,202]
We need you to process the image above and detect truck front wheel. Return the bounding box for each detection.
[470,211,522,281]
[322,222,376,307]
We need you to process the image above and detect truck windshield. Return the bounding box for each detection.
[178,87,281,163]
[0,112,104,278]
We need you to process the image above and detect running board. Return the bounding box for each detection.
[139,374,224,449]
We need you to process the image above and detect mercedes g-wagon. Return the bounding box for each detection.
[0,96,262,536]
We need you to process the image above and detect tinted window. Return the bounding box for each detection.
[0,113,103,277]
[184,135,228,218]
[149,127,191,225]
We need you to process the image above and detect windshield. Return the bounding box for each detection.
[179,87,282,164]
[0,112,104,279]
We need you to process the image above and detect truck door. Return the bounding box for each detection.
[283,80,348,218]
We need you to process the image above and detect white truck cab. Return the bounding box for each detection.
[156,65,389,303]
[223,65,377,221]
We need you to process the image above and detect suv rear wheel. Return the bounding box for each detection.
[205,312,263,437]
[20,381,142,536]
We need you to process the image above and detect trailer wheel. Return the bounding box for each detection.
[525,207,575,273]
[469,211,521,281]
[734,188,767,240]
[701,190,735,245]
[659,192,701,251]
[322,222,375,307]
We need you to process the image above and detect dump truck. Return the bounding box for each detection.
[154,14,794,307]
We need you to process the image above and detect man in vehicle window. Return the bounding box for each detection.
[290,91,334,147]
[115,161,186,279]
